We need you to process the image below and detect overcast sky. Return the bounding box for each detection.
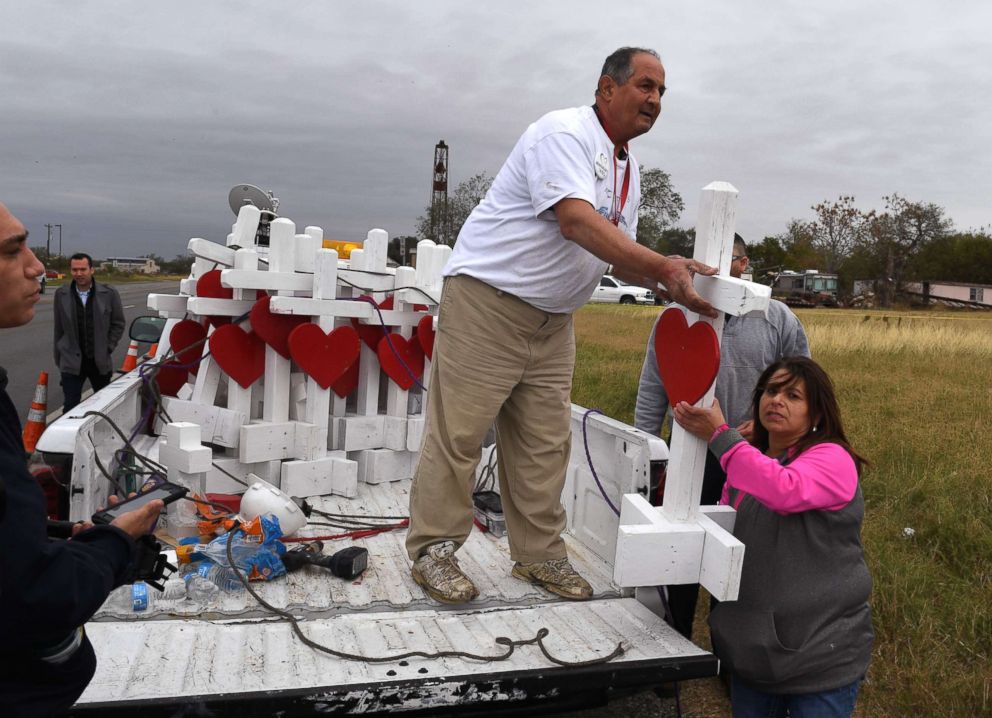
[3,1,990,260]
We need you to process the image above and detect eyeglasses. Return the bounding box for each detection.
[732,255,747,262]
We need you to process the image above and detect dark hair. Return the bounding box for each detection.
[751,356,867,473]
[599,47,660,89]
[733,233,747,256]
[70,252,93,268]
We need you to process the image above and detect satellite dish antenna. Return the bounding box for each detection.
[228,184,279,216]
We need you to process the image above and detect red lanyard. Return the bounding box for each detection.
[593,107,631,226]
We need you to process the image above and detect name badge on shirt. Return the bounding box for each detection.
[595,152,609,180]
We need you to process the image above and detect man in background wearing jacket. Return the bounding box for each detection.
[53,252,125,413]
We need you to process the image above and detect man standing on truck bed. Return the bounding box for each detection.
[53,251,125,413]
[406,47,719,604]
[0,202,163,717]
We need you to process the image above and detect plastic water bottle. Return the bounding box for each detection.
[182,561,244,603]
[106,581,152,612]
[184,573,219,605]
[160,574,187,601]
[199,563,245,593]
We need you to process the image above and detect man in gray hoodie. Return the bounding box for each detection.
[634,233,810,638]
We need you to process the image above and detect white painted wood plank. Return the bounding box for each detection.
[159,397,245,448]
[697,512,744,602]
[188,237,236,266]
[147,294,189,313]
[186,297,255,316]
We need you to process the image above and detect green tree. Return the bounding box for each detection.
[635,168,685,251]
[747,235,788,283]
[159,253,195,275]
[655,227,695,257]
[777,219,824,270]
[416,171,494,246]
[909,231,992,285]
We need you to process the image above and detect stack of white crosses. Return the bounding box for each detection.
[146,205,450,517]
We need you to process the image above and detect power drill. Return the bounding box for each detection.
[281,541,369,580]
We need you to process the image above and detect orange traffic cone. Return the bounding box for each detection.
[120,340,140,372]
[145,342,159,361]
[23,371,48,453]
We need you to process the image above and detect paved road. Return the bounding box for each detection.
[1,280,179,421]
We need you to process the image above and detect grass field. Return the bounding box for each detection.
[572,304,992,718]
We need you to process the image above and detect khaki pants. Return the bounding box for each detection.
[406,275,574,564]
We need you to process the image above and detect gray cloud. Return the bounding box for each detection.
[2,0,990,262]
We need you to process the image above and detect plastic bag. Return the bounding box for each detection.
[201,514,287,581]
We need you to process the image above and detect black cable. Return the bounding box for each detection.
[223,523,624,667]
[87,433,128,496]
[310,508,408,521]
[336,275,440,312]
[82,410,167,476]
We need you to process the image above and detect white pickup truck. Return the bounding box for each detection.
[30,203,717,716]
[589,275,657,305]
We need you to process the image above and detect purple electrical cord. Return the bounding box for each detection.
[581,408,620,516]
[351,295,428,392]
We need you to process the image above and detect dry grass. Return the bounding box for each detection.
[572,304,992,718]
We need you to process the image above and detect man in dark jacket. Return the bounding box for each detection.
[53,252,125,413]
[0,202,163,717]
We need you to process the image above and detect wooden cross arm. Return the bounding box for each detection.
[188,238,236,267]
[693,274,771,317]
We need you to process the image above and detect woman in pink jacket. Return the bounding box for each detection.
[674,356,872,718]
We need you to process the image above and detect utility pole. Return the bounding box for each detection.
[55,224,62,256]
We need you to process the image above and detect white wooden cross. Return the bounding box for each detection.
[613,181,771,602]
[343,229,392,451]
[151,219,256,448]
[266,246,361,498]
[269,235,447,485]
[160,421,212,538]
[218,219,326,480]
[392,239,449,452]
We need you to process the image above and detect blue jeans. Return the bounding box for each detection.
[731,675,861,718]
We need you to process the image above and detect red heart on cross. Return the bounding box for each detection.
[196,269,233,299]
[154,360,190,397]
[169,319,207,368]
[654,307,721,407]
[287,324,361,391]
[195,269,234,328]
[331,356,360,398]
[250,294,309,359]
[351,295,389,349]
[416,314,436,360]
[209,324,266,388]
[377,333,424,390]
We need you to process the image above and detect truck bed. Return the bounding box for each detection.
[79,479,714,715]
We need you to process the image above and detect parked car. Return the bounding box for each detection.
[45,269,62,279]
[589,275,655,305]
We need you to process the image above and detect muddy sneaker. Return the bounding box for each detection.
[511,557,593,600]
[412,541,479,604]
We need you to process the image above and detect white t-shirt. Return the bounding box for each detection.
[443,105,640,314]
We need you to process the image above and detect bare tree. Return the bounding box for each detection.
[864,194,953,306]
[416,172,494,246]
[809,196,872,273]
